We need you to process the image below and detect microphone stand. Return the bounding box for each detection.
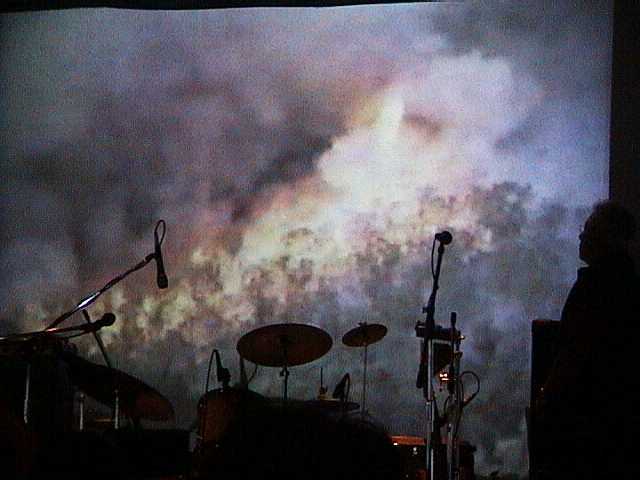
[81,310,112,369]
[416,239,448,480]
[45,252,157,331]
[445,312,462,480]
[43,251,157,430]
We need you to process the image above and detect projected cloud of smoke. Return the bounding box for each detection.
[0,3,611,475]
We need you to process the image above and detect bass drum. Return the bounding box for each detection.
[196,388,267,449]
[192,388,267,479]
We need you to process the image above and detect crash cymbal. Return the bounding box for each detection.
[342,323,387,347]
[62,353,174,421]
[237,323,332,367]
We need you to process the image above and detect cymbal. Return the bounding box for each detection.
[62,353,174,421]
[342,323,387,347]
[237,323,332,367]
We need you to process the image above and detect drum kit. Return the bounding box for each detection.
[234,321,385,407]
[0,329,181,478]
[0,318,391,477]
[1,225,473,479]
[195,321,389,452]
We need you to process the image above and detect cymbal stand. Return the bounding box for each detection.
[361,326,370,419]
[23,363,31,424]
[279,335,290,404]
[81,309,121,429]
[78,392,85,431]
[114,388,120,430]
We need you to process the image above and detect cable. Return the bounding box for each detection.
[154,219,166,247]
[460,370,480,406]
[452,370,480,439]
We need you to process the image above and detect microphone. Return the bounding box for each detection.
[154,220,168,289]
[332,373,350,400]
[84,313,116,332]
[435,231,453,245]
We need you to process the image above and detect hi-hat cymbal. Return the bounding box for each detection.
[237,323,332,367]
[342,323,387,347]
[62,352,174,421]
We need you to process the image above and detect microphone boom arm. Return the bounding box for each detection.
[45,220,167,331]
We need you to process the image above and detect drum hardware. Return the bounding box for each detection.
[0,221,174,476]
[236,323,332,403]
[78,392,85,431]
[23,363,31,424]
[204,349,231,395]
[61,351,174,422]
[0,326,108,428]
[317,366,328,400]
[114,388,120,429]
[342,322,387,418]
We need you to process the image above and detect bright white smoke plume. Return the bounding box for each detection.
[0,2,611,475]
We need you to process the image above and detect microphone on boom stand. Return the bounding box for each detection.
[435,231,453,245]
[416,229,453,480]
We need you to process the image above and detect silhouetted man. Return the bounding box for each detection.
[536,201,639,479]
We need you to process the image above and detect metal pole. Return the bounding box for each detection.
[426,337,435,480]
[79,392,85,431]
[114,388,120,430]
[23,363,31,424]
[362,343,368,419]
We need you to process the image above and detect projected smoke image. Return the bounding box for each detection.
[1,2,611,476]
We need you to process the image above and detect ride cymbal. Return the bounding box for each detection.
[237,323,332,367]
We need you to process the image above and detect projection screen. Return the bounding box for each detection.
[0,2,612,475]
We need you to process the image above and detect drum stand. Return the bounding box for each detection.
[82,309,122,430]
[361,335,369,419]
[23,364,31,424]
[342,322,386,419]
